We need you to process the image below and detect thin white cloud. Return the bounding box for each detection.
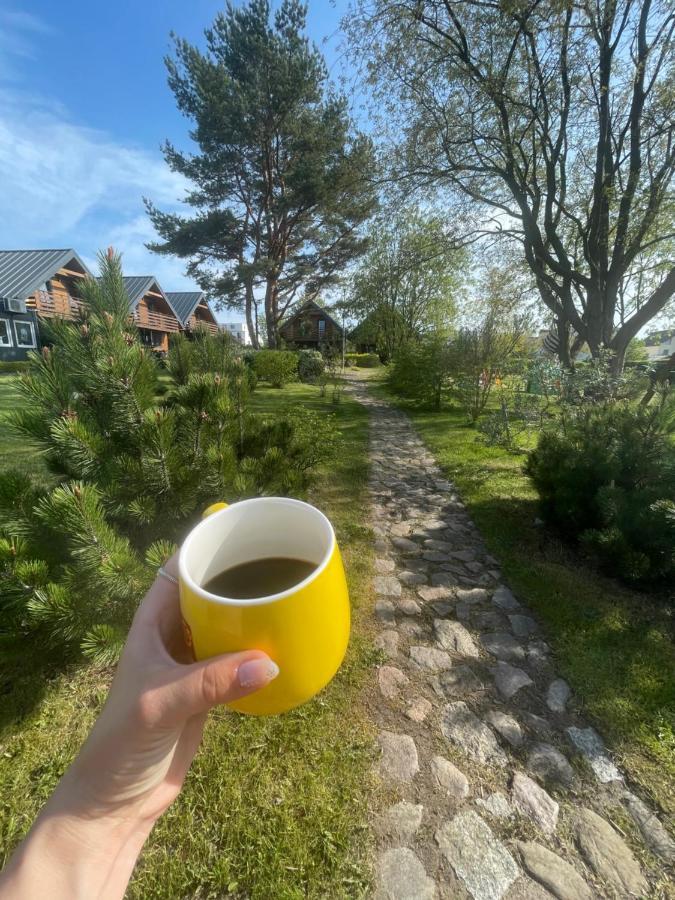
[0,86,198,290]
[0,9,55,77]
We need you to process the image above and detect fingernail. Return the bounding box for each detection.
[237,658,280,689]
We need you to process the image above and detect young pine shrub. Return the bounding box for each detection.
[526,392,675,585]
[0,252,339,664]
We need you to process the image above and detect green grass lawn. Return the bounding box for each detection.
[374,379,675,816]
[0,378,378,899]
[0,375,49,482]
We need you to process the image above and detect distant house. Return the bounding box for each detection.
[165,292,219,336]
[0,249,92,362]
[122,277,182,353]
[221,322,250,345]
[644,330,675,361]
[279,300,343,348]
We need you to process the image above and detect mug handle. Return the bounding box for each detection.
[201,501,229,519]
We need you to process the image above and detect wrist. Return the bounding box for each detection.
[0,779,155,900]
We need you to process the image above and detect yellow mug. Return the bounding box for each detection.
[178,497,351,716]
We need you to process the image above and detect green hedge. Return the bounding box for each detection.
[251,349,299,387]
[0,360,30,374]
[345,352,380,368]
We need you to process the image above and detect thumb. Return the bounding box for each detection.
[166,650,279,719]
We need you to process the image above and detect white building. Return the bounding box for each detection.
[644,330,675,361]
[222,321,250,345]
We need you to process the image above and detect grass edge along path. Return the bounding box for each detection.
[372,381,675,820]
[0,381,379,899]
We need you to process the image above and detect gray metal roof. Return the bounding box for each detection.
[165,291,216,325]
[119,276,181,321]
[0,249,92,300]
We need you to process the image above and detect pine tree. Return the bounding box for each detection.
[0,251,338,664]
[146,0,378,348]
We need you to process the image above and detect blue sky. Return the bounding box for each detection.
[0,0,350,311]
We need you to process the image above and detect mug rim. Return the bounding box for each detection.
[179,496,336,607]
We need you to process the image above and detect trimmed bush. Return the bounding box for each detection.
[252,350,298,387]
[345,352,380,368]
[526,398,675,584]
[297,349,325,383]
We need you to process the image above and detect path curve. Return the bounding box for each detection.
[346,377,674,900]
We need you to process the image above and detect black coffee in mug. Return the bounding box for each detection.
[202,557,316,600]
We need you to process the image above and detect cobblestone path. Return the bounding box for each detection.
[348,379,674,900]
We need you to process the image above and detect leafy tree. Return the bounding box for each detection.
[449,268,530,421]
[147,0,378,349]
[349,212,462,361]
[349,0,675,371]
[389,334,452,409]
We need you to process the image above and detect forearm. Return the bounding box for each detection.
[0,781,154,900]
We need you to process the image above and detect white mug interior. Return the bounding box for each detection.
[179,497,334,605]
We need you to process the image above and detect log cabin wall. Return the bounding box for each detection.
[279,308,342,346]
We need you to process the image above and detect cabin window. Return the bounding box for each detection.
[0,319,12,346]
[14,320,36,348]
[318,318,326,337]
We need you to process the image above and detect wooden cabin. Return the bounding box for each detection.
[0,249,92,361]
[279,299,343,349]
[165,292,219,336]
[122,277,181,353]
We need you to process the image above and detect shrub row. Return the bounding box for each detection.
[345,352,380,368]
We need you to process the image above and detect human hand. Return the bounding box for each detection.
[0,553,279,899]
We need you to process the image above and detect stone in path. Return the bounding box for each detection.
[527,743,575,788]
[546,679,570,714]
[516,842,592,900]
[430,755,470,801]
[434,619,481,657]
[399,570,427,586]
[493,585,520,610]
[476,792,513,820]
[418,585,454,603]
[375,598,396,623]
[375,557,396,574]
[375,576,402,598]
[375,848,437,900]
[456,587,490,603]
[378,666,409,700]
[485,709,524,748]
[406,696,432,722]
[509,614,538,638]
[430,571,457,588]
[566,727,621,784]
[379,801,423,842]
[492,661,533,699]
[437,665,485,697]
[410,645,453,672]
[391,536,420,553]
[375,629,399,658]
[511,773,559,835]
[399,596,421,616]
[378,732,419,783]
[573,807,647,897]
[441,702,507,767]
[436,810,519,900]
[623,792,675,863]
[482,632,527,663]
